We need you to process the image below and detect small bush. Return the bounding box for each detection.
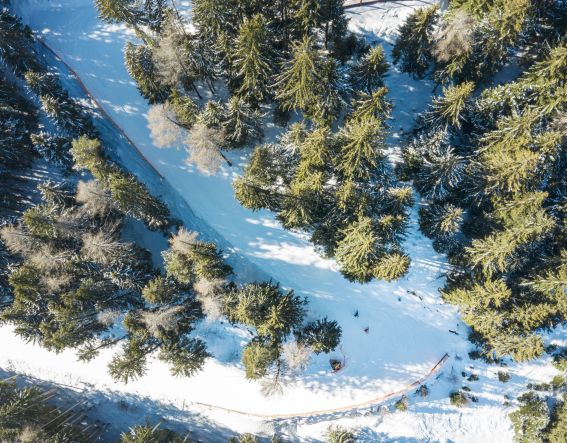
[324,426,356,443]
[416,384,429,398]
[498,371,511,383]
[395,395,409,411]
[449,390,468,407]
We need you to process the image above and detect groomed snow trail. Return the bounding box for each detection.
[2,0,485,436]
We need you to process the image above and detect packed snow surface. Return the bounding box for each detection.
[2,0,563,441]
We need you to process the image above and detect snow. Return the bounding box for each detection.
[2,0,564,441]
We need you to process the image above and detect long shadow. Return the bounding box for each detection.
[0,368,261,443]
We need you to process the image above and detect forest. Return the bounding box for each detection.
[0,0,566,441]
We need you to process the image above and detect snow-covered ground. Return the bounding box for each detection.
[2,1,564,441]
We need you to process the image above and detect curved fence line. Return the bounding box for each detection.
[37,38,165,180]
[191,353,450,420]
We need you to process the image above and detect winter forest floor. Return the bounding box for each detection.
[1,0,565,441]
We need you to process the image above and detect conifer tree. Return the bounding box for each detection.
[298,318,341,354]
[334,216,379,283]
[392,5,439,79]
[124,42,168,104]
[274,36,328,120]
[234,14,274,107]
[223,96,263,147]
[350,45,389,94]
[373,252,411,282]
[291,0,320,36]
[336,115,385,181]
[428,81,475,128]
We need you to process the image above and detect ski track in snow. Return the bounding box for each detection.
[2,1,563,441]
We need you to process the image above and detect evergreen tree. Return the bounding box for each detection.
[373,252,411,282]
[509,392,549,443]
[274,36,336,122]
[242,338,278,379]
[546,395,567,443]
[350,45,389,94]
[124,42,168,104]
[234,14,274,107]
[350,88,392,122]
[334,216,379,283]
[0,10,42,76]
[428,81,475,128]
[223,96,263,147]
[298,318,341,354]
[392,5,439,79]
[336,116,385,181]
[120,425,185,443]
[324,426,357,443]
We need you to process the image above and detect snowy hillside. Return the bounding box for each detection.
[2,0,564,441]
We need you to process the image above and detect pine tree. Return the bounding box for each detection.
[350,45,389,94]
[324,426,357,443]
[199,100,226,129]
[192,0,238,44]
[224,282,305,339]
[546,395,567,443]
[419,202,463,249]
[392,5,439,79]
[124,42,168,104]
[169,90,199,128]
[291,0,320,36]
[414,142,466,201]
[428,81,475,128]
[510,392,549,443]
[0,10,42,76]
[335,216,379,283]
[298,318,341,354]
[319,0,348,49]
[274,36,324,118]
[373,252,410,282]
[119,425,184,443]
[336,116,385,181]
[234,14,274,107]
[242,338,277,379]
[233,144,287,212]
[349,88,391,122]
[223,96,263,147]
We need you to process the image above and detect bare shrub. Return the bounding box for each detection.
[282,340,312,373]
[185,122,225,174]
[0,225,35,256]
[147,103,183,148]
[29,246,70,273]
[97,309,121,326]
[141,305,184,337]
[42,273,73,292]
[195,277,226,322]
[151,31,185,88]
[75,180,113,216]
[18,426,43,443]
[169,227,199,255]
[81,229,129,264]
[433,11,475,63]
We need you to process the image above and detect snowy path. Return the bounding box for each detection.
[3,0,476,434]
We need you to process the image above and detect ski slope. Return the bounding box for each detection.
[4,1,561,441]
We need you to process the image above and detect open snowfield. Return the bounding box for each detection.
[2,0,564,441]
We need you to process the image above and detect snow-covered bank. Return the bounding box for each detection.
[4,0,563,440]
[11,0,463,405]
